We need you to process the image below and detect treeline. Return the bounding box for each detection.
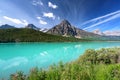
[0,28,120,42]
[9,47,120,80]
[0,28,87,42]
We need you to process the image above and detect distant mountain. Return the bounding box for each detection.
[0,24,15,29]
[92,29,104,35]
[47,20,100,39]
[92,29,120,36]
[103,31,120,36]
[0,22,119,41]
[25,24,40,30]
[25,24,48,32]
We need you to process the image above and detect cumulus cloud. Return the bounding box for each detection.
[22,20,28,25]
[48,2,58,9]
[36,16,47,25]
[43,12,55,19]
[82,10,120,30]
[39,20,47,25]
[32,0,43,6]
[3,16,28,26]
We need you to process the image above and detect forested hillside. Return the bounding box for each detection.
[0,28,85,42]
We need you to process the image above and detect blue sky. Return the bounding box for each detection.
[0,0,120,32]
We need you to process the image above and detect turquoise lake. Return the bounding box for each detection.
[0,41,120,79]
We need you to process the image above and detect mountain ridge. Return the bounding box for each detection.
[0,20,120,37]
[47,20,100,39]
[0,28,86,42]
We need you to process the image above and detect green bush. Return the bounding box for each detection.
[9,47,120,80]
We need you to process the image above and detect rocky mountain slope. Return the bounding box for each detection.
[0,20,119,41]
[47,20,100,39]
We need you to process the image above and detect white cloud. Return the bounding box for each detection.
[3,16,28,26]
[37,16,42,19]
[3,16,22,24]
[43,12,55,19]
[36,16,47,25]
[39,20,47,25]
[22,20,28,25]
[48,2,58,9]
[83,11,120,30]
[32,0,43,6]
[82,10,120,25]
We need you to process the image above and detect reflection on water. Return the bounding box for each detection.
[0,42,120,78]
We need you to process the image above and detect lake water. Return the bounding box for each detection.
[0,41,120,79]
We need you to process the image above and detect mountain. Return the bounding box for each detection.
[0,28,86,42]
[25,24,48,32]
[103,31,120,36]
[92,29,120,36]
[47,20,100,39]
[0,24,15,29]
[92,29,104,35]
[25,24,40,30]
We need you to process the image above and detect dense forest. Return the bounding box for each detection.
[9,47,120,80]
[0,28,120,43]
[0,28,87,42]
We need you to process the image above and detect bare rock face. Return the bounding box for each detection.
[47,20,100,38]
[47,20,76,37]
